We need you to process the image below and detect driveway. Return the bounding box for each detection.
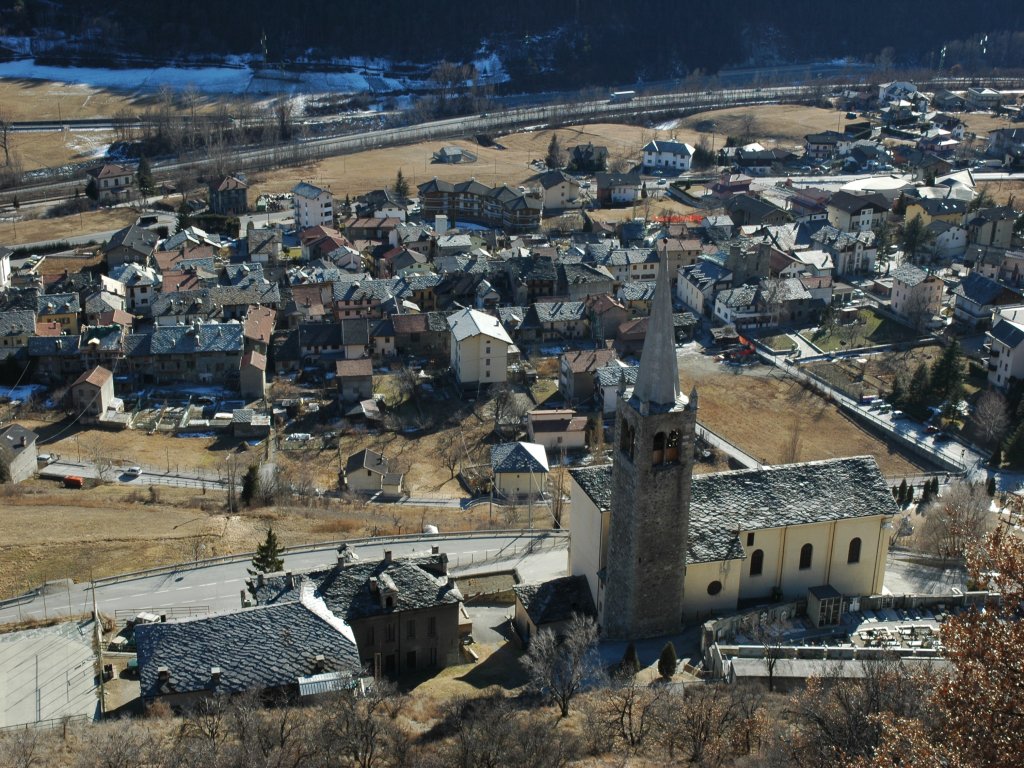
[464,602,515,645]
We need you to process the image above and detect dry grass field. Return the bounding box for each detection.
[678,346,925,477]
[8,129,116,172]
[3,205,136,246]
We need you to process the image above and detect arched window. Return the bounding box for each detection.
[799,543,813,570]
[666,430,681,463]
[652,431,665,465]
[385,596,394,609]
[707,580,722,596]
[749,549,764,577]
[847,537,862,564]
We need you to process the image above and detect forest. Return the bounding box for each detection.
[1,1,1024,91]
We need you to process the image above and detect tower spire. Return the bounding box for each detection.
[632,242,681,410]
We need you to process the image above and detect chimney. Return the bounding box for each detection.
[431,545,439,555]
[369,576,379,594]
[210,667,222,682]
[19,435,26,448]
[285,571,294,589]
[158,666,170,681]
[314,654,326,672]
[383,550,392,563]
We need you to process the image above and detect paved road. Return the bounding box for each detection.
[38,459,230,491]
[0,531,569,627]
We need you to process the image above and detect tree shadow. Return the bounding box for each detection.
[455,641,528,690]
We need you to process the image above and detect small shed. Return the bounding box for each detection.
[808,584,843,627]
[512,575,596,646]
[335,358,374,404]
[232,409,271,438]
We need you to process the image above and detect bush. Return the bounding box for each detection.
[657,642,677,680]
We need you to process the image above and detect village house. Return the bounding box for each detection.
[985,308,1024,389]
[567,142,608,173]
[536,169,582,211]
[292,182,334,229]
[513,575,596,646]
[448,307,512,390]
[417,178,542,232]
[0,423,38,484]
[250,549,465,677]
[904,196,968,228]
[593,363,638,415]
[810,226,877,277]
[247,227,283,265]
[491,441,549,499]
[677,259,733,317]
[335,358,374,404]
[641,140,695,173]
[594,172,643,205]
[967,206,1019,249]
[70,365,114,422]
[239,351,268,400]
[803,131,852,160]
[559,348,619,405]
[208,175,249,215]
[952,272,1023,329]
[341,449,403,495]
[826,191,889,232]
[526,409,587,451]
[890,263,944,324]
[108,263,160,316]
[0,310,35,354]
[102,225,158,268]
[37,293,80,334]
[967,86,1002,111]
[87,163,135,203]
[135,597,362,708]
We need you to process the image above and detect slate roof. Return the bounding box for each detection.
[0,310,36,337]
[253,556,462,623]
[336,358,373,378]
[618,281,656,302]
[210,283,281,308]
[526,301,587,324]
[103,224,157,257]
[28,335,80,357]
[827,190,889,214]
[594,248,658,267]
[954,272,1020,306]
[537,169,579,190]
[345,449,388,475]
[292,181,329,199]
[718,285,758,309]
[37,293,79,315]
[147,323,243,355]
[563,348,619,374]
[298,319,370,348]
[514,575,596,626]
[594,363,639,388]
[150,289,218,320]
[643,139,694,156]
[572,456,897,564]
[909,197,967,216]
[135,599,361,699]
[892,263,930,287]
[491,442,549,473]
[989,318,1024,348]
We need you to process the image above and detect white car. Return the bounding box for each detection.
[125,466,143,477]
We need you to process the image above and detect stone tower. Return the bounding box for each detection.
[601,251,697,639]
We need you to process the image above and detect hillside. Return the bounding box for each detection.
[1,1,1023,91]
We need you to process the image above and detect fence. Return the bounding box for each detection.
[89,529,569,588]
[0,714,92,734]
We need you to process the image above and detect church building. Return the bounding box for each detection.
[567,254,898,639]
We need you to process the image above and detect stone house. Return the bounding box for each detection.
[208,175,249,215]
[558,348,619,405]
[491,441,549,499]
[87,163,134,203]
[891,263,944,324]
[102,225,158,268]
[70,365,114,422]
[0,423,38,484]
[513,575,596,646]
[526,409,587,451]
[335,358,373,404]
[239,351,268,400]
[292,182,334,229]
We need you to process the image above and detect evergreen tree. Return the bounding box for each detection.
[906,484,915,505]
[902,215,934,264]
[620,642,641,677]
[907,363,931,417]
[393,168,410,200]
[1004,422,1024,468]
[930,340,964,411]
[892,485,900,501]
[136,156,155,196]
[986,476,997,496]
[890,374,906,407]
[85,178,98,201]
[931,477,940,495]
[175,201,191,233]
[241,464,260,507]
[250,526,284,574]
[657,641,677,680]
[545,133,563,169]
[898,478,909,506]
[0,453,10,484]
[920,482,931,505]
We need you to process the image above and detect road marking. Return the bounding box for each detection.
[199,582,217,587]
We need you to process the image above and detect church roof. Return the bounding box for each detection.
[570,455,898,564]
[630,253,682,410]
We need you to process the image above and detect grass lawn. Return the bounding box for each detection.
[802,309,918,352]
[760,334,796,352]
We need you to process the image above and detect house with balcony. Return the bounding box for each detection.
[209,175,249,215]
[87,163,135,203]
[448,308,512,390]
[292,182,334,229]
[826,191,889,232]
[985,308,1024,389]
[641,140,695,173]
[952,272,1023,329]
[891,263,944,325]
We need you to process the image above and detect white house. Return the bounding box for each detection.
[891,263,944,324]
[447,308,513,389]
[491,441,549,499]
[292,182,334,229]
[986,308,1024,389]
[537,170,582,211]
[642,140,695,173]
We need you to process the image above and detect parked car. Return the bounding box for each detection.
[125,466,143,477]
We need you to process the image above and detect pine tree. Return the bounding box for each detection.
[176,201,191,233]
[393,168,410,200]
[137,156,155,196]
[250,526,284,574]
[890,374,906,407]
[930,340,964,413]
[545,133,562,169]
[657,641,677,680]
[920,482,931,505]
[898,478,909,506]
[85,178,98,201]
[907,363,931,417]
[1004,422,1024,469]
[241,464,260,507]
[906,484,915,505]
[986,476,997,496]
[892,485,900,501]
[620,642,641,677]
[932,477,940,495]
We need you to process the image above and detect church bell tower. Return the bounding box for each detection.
[601,250,697,639]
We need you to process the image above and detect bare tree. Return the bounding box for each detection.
[87,445,115,484]
[781,416,802,464]
[438,430,462,480]
[751,619,786,692]
[491,385,528,439]
[919,481,993,561]
[659,683,739,766]
[604,672,670,753]
[522,612,603,717]
[319,680,408,768]
[971,390,1010,449]
[0,107,11,166]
